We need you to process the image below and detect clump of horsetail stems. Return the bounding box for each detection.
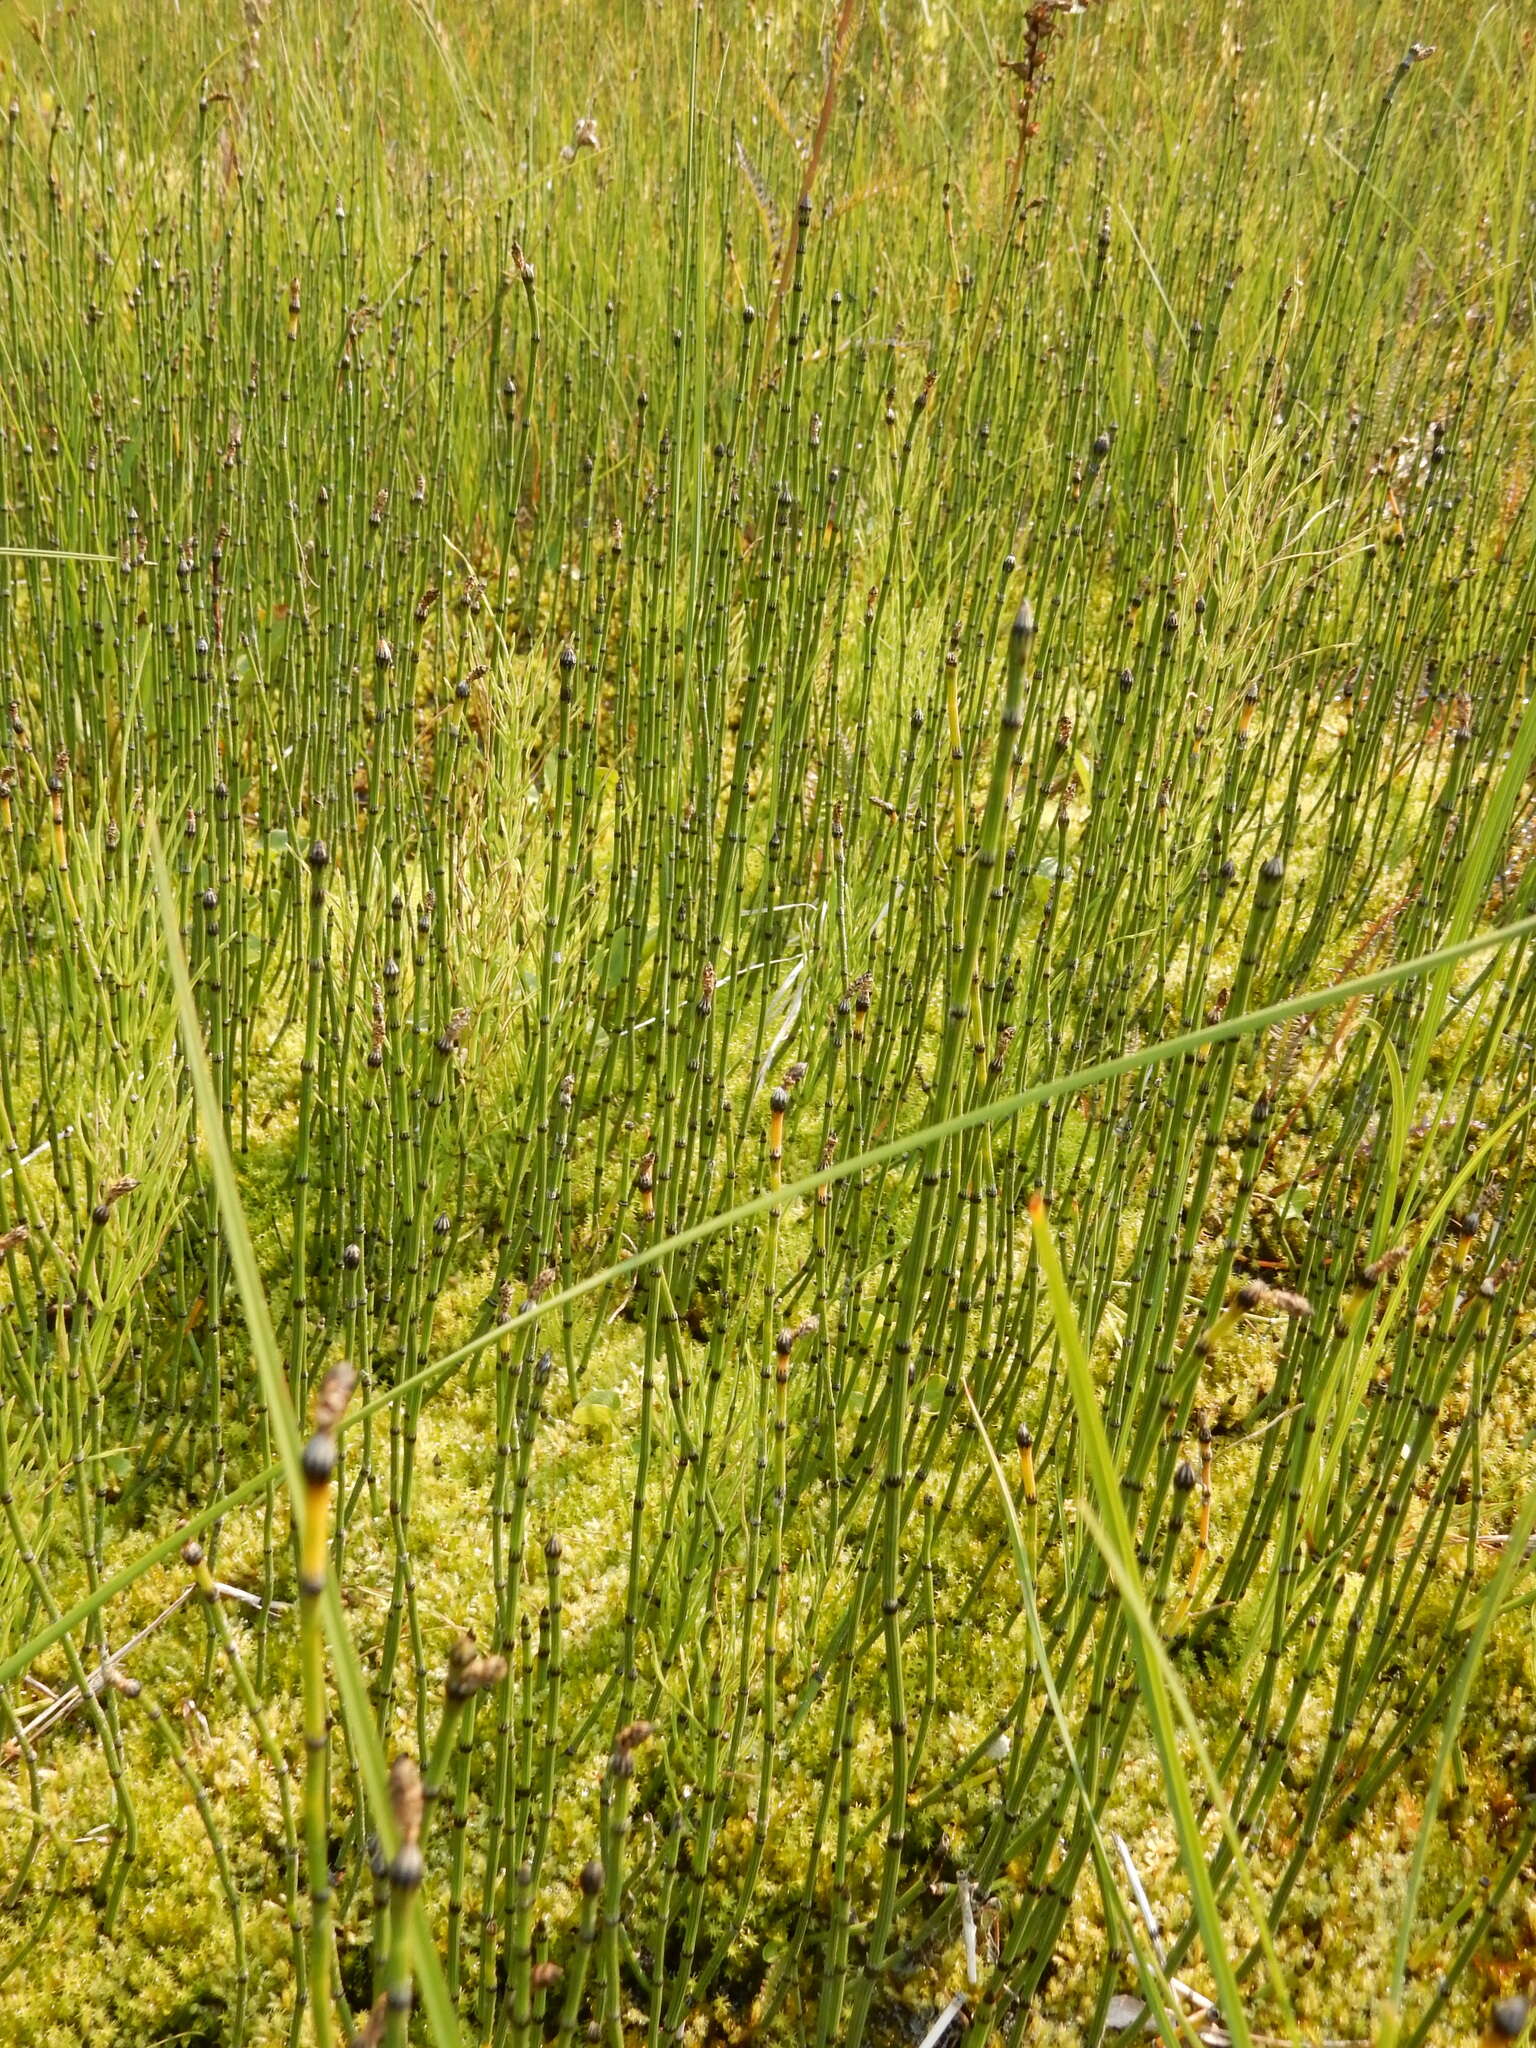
[381,1754,425,2048]
[0,8,1535,2048]
[299,1360,356,2048]
[598,1718,653,2048]
[184,1536,305,2032]
[107,1666,249,2046]
[554,1860,604,2048]
[423,1630,505,1997]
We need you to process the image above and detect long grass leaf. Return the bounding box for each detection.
[1028,1189,1289,2048]
[146,820,464,2048]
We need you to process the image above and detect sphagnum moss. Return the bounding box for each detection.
[2,2,1536,2045]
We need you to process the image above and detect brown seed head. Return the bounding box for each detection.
[445,1633,509,1702]
[311,1358,358,1436]
[389,1754,424,1847]
[1359,1245,1409,1290]
[1267,1287,1313,1321]
[526,1265,558,1306]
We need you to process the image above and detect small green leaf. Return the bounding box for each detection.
[572,1386,622,1432]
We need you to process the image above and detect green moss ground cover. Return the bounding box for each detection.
[1,3,1535,2043]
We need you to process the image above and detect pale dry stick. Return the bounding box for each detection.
[11,1582,279,1748]
[958,1872,978,1987]
[11,1593,187,1744]
[1113,1833,1220,2026]
[0,1126,75,1180]
[915,1994,966,2048]
[610,951,805,1043]
[1107,1843,1372,2048]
